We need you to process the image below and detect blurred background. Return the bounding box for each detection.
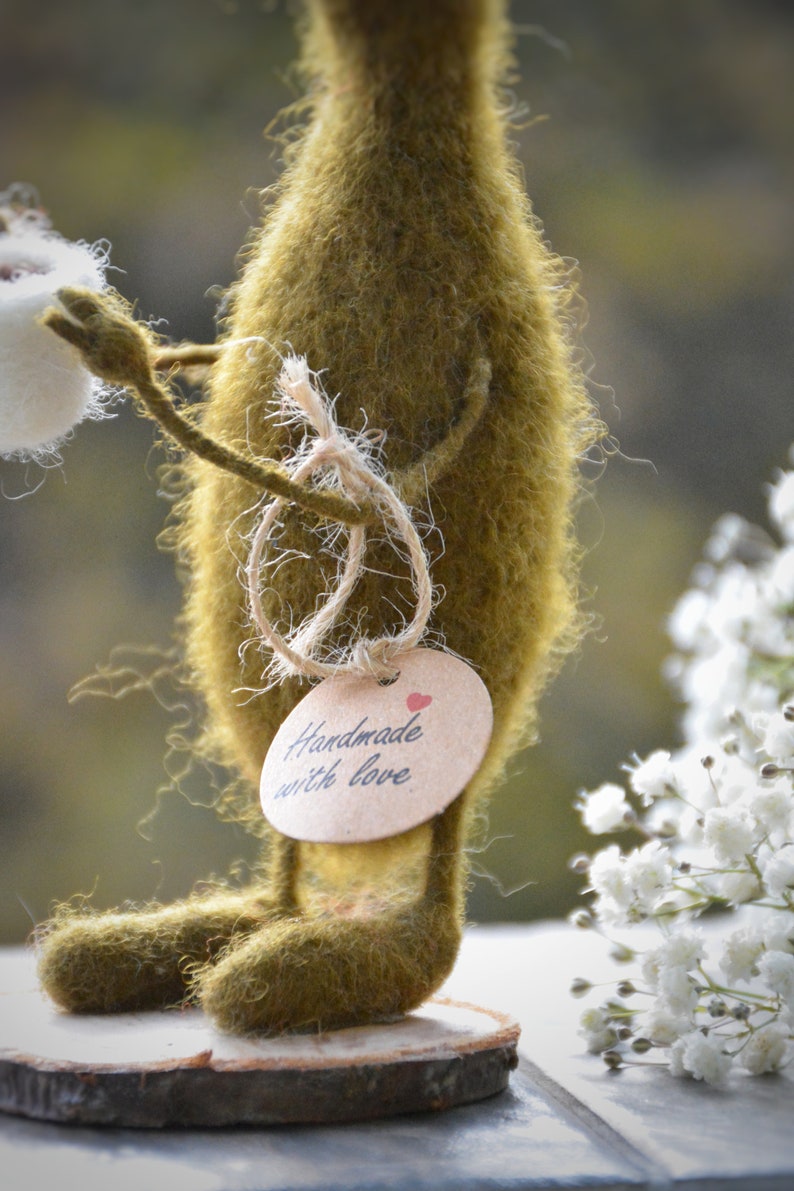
[0,0,792,942]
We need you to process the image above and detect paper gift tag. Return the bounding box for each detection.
[260,648,493,843]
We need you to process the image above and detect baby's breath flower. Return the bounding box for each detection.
[749,780,793,839]
[720,926,765,984]
[673,804,706,847]
[578,1006,618,1054]
[624,840,674,911]
[667,588,711,652]
[626,750,677,805]
[642,1006,691,1046]
[762,847,794,899]
[758,951,794,1011]
[576,782,632,834]
[670,1030,733,1087]
[718,870,761,906]
[702,806,757,863]
[641,932,704,1015]
[739,1023,790,1074]
[766,545,794,606]
[658,968,700,1016]
[662,931,705,970]
[574,449,794,1086]
[588,845,634,920]
[768,470,794,542]
[762,914,794,955]
[642,931,703,983]
[761,712,794,765]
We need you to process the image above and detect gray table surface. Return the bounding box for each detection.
[1,922,792,1191]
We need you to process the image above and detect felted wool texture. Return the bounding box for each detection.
[0,223,109,458]
[200,901,462,1035]
[186,0,594,790]
[39,0,598,1032]
[182,0,595,1024]
[37,889,278,1014]
[199,794,469,1034]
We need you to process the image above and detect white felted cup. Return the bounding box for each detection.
[0,215,111,459]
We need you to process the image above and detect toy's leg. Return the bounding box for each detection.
[37,830,299,1014]
[199,797,466,1034]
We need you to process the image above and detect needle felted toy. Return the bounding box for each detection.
[24,0,597,1034]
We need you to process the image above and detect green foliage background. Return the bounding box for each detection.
[1,0,792,941]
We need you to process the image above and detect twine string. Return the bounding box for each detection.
[245,357,433,684]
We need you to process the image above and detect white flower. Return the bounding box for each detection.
[712,754,758,808]
[762,913,794,955]
[677,641,753,742]
[626,750,677,804]
[663,931,706,971]
[768,470,794,542]
[587,841,674,923]
[578,1007,617,1054]
[674,804,706,847]
[703,806,756,863]
[670,1030,732,1086]
[762,847,794,899]
[708,566,761,642]
[0,190,111,460]
[718,870,761,905]
[667,588,712,652]
[642,932,703,1014]
[642,1006,690,1046]
[573,448,794,1085]
[766,545,794,607]
[761,712,794,765]
[738,1022,790,1075]
[588,845,632,911]
[720,926,765,983]
[749,779,794,839]
[758,951,794,1010]
[577,782,632,834]
[624,841,674,912]
[704,512,762,566]
[659,966,700,1015]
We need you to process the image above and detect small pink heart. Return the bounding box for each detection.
[406,691,433,713]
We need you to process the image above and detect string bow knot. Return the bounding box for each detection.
[246,357,434,686]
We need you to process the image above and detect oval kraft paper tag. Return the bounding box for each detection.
[260,649,493,844]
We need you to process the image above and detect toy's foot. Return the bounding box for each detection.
[37,889,280,1014]
[199,904,462,1034]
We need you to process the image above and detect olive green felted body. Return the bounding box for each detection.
[38,0,595,1033]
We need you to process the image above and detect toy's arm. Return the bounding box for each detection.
[44,286,490,522]
[150,347,492,507]
[44,287,375,525]
[392,356,491,507]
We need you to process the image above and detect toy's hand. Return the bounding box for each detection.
[44,288,374,526]
[43,286,153,388]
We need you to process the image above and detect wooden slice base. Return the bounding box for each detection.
[0,958,519,1128]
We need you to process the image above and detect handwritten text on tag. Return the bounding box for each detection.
[259,649,493,843]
